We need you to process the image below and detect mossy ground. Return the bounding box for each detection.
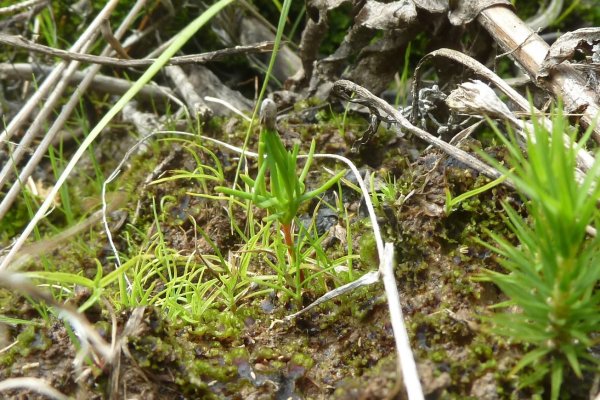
[2,1,599,396]
[1,106,580,399]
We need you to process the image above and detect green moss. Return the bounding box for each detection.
[191,359,237,382]
[224,347,248,364]
[0,352,14,367]
[359,232,378,267]
[431,350,448,363]
[16,325,51,356]
[254,346,277,361]
[0,324,52,368]
[0,194,32,241]
[191,310,243,341]
[290,352,314,369]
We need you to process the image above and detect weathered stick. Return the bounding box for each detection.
[0,33,275,68]
[165,65,212,119]
[332,79,509,185]
[477,5,600,142]
[0,63,174,99]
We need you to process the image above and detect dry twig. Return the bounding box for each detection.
[0,0,47,15]
[477,4,600,142]
[0,63,174,99]
[333,79,508,185]
[0,33,275,68]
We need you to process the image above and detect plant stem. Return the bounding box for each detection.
[281,222,304,303]
[281,223,294,260]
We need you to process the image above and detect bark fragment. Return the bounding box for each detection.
[354,0,417,30]
[538,27,600,79]
[448,0,512,25]
[412,0,446,13]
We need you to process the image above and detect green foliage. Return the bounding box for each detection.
[217,100,345,227]
[217,100,345,308]
[117,132,353,315]
[444,173,508,216]
[479,107,600,399]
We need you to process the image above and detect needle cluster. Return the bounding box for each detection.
[481,108,600,399]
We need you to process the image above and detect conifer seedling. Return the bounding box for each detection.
[479,107,600,399]
[217,99,345,282]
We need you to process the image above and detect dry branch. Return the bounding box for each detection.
[476,5,600,142]
[99,19,132,60]
[332,79,508,185]
[0,0,47,15]
[0,63,174,99]
[0,33,275,68]
[165,65,212,119]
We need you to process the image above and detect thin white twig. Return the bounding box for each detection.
[204,96,252,121]
[284,271,380,319]
[0,377,69,400]
[381,243,424,400]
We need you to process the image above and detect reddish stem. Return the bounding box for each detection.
[282,223,303,283]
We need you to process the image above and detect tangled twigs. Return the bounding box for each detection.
[411,48,594,172]
[411,48,533,123]
[477,5,600,142]
[332,79,509,186]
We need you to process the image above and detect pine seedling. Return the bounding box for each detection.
[479,107,600,399]
[217,99,345,287]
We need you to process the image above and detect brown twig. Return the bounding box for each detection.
[0,33,275,68]
[477,5,600,143]
[100,19,131,60]
[333,79,510,186]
